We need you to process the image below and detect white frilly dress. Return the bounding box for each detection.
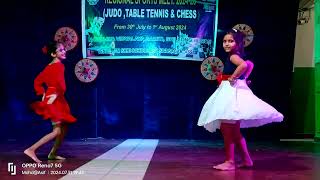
[197,79,284,132]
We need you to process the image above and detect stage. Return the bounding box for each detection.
[1,139,320,180]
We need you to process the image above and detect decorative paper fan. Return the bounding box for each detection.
[232,24,254,47]
[54,27,78,51]
[75,59,99,83]
[200,56,224,80]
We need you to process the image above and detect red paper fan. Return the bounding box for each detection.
[54,27,78,51]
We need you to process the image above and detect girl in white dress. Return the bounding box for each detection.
[198,29,283,170]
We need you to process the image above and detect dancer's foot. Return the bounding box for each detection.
[24,149,42,163]
[48,153,66,160]
[213,161,235,171]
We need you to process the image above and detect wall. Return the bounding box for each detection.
[0,0,298,141]
[291,8,315,137]
[315,0,320,140]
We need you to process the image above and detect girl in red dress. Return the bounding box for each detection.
[24,41,76,163]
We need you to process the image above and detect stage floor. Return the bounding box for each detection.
[1,139,320,180]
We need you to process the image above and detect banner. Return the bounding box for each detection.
[82,0,218,61]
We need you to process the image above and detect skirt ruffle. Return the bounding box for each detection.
[30,87,76,123]
[197,80,283,132]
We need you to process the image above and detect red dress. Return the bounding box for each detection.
[30,62,76,123]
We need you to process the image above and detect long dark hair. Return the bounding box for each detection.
[225,28,245,57]
[41,41,60,56]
